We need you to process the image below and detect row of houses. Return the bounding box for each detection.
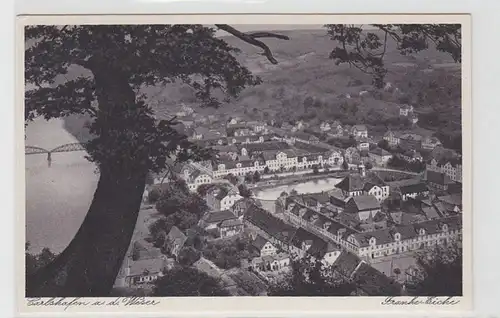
[383,130,442,150]
[427,157,463,183]
[242,201,409,296]
[283,193,462,261]
[243,204,343,266]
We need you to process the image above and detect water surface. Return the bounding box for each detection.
[25,118,98,254]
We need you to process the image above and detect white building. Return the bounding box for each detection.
[206,184,243,211]
[351,125,368,138]
[427,158,462,183]
[399,104,414,116]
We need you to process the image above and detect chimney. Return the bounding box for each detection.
[323,221,332,230]
[337,228,347,238]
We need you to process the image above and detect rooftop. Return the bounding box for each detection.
[353,263,402,296]
[128,258,166,277]
[202,210,237,224]
[348,195,380,211]
[251,234,269,251]
[220,218,243,228]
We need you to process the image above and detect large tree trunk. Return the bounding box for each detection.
[26,60,149,297]
[27,169,147,297]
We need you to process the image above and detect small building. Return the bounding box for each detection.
[206,184,243,211]
[383,130,402,147]
[166,226,188,258]
[231,198,256,217]
[399,133,423,151]
[351,125,368,139]
[199,210,238,231]
[219,218,244,238]
[368,148,392,166]
[251,234,278,257]
[352,262,402,296]
[400,150,423,163]
[344,147,361,164]
[399,104,414,117]
[120,257,167,287]
[320,121,331,132]
[424,170,454,191]
[335,171,389,201]
[437,158,463,183]
[185,169,214,192]
[250,252,290,272]
[357,138,370,152]
[345,195,381,221]
[421,136,442,150]
[396,182,429,201]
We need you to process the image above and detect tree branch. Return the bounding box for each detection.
[215,24,290,64]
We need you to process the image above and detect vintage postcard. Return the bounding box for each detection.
[17,14,472,315]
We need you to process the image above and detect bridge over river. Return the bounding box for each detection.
[25,143,87,167]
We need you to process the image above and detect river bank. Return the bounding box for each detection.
[25,118,99,254]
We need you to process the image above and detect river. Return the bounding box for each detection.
[24,118,341,253]
[25,118,99,254]
[253,177,342,212]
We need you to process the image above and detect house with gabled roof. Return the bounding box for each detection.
[352,262,402,296]
[199,209,241,237]
[205,183,242,211]
[421,136,442,150]
[335,172,390,202]
[335,173,366,197]
[244,204,298,251]
[345,195,381,221]
[391,181,429,201]
[219,218,244,238]
[166,226,188,259]
[383,130,403,147]
[351,125,368,139]
[368,147,392,166]
[357,137,371,151]
[251,234,277,257]
[424,170,454,191]
[430,157,462,183]
[331,250,363,280]
[399,133,423,150]
[117,256,168,288]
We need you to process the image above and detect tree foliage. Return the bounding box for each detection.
[325,24,461,88]
[268,255,355,296]
[153,267,229,296]
[177,246,202,267]
[202,236,254,270]
[25,243,57,276]
[238,184,253,198]
[25,23,461,296]
[155,181,209,225]
[406,241,462,296]
[223,173,239,186]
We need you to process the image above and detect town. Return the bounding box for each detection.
[113,102,463,296]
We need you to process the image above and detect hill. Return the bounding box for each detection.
[53,27,461,147]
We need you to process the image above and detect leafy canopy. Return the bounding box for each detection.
[25,25,263,173]
[326,24,461,88]
[153,267,229,296]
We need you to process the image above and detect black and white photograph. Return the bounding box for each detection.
[22,18,469,304]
